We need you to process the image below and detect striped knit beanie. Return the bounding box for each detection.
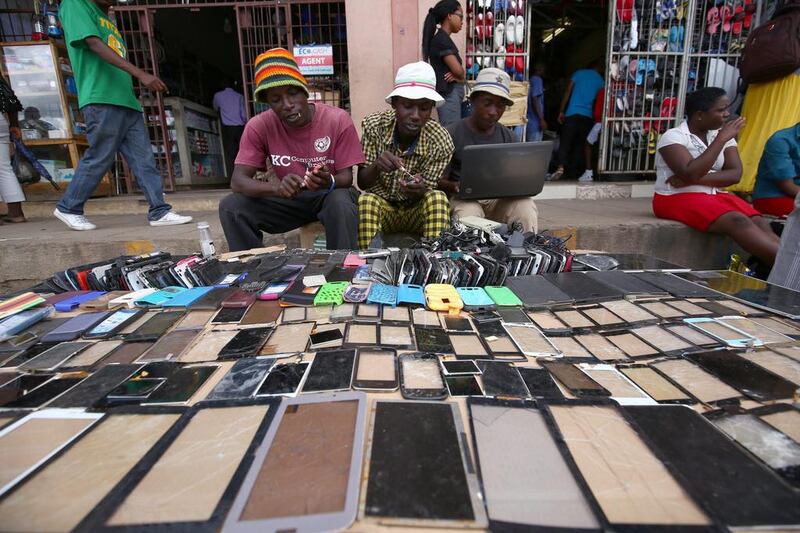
[253,48,308,102]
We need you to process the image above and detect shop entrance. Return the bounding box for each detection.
[111,1,348,192]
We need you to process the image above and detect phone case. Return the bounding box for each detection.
[424,284,463,315]
[134,287,188,308]
[484,286,523,307]
[108,289,157,309]
[40,311,111,343]
[397,284,426,306]
[456,287,496,311]
[343,284,369,303]
[314,282,350,306]
[221,290,258,309]
[52,291,107,312]
[162,287,215,308]
[367,284,398,307]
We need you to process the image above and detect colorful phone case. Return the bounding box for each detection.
[367,284,398,307]
[314,282,350,306]
[484,286,523,307]
[424,284,463,315]
[53,291,106,312]
[397,284,426,306]
[162,287,215,308]
[456,287,496,311]
[134,287,188,308]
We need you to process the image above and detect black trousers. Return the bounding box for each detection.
[218,188,359,252]
[221,125,245,178]
[557,115,594,179]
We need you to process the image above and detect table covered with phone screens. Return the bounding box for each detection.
[0,247,799,532]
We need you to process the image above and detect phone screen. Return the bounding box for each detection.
[256,362,309,396]
[126,311,184,341]
[211,306,247,324]
[84,309,140,338]
[309,329,344,346]
[353,348,397,390]
[302,349,355,392]
[442,360,480,375]
[445,375,483,397]
[218,327,273,359]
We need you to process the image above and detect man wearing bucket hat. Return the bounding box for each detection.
[357,61,454,249]
[439,68,538,232]
[219,48,364,251]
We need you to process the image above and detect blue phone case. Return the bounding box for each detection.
[40,311,110,343]
[162,287,215,308]
[54,291,107,312]
[397,284,426,306]
[456,287,496,311]
[367,284,398,307]
[134,287,188,308]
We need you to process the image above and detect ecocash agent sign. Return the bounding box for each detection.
[293,45,334,76]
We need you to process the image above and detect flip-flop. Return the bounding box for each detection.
[2,216,26,223]
[516,0,525,16]
[629,10,639,49]
[494,23,505,48]
[616,0,634,22]
[515,14,525,44]
[649,28,669,51]
[648,131,658,155]
[515,47,525,72]
[506,15,517,45]
[720,4,733,33]
[549,168,564,181]
[732,4,744,34]
[743,0,755,28]
[706,6,720,35]
[505,43,515,70]
[668,25,679,51]
[495,46,506,69]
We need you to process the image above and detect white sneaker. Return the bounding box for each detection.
[578,170,594,182]
[506,16,517,45]
[54,208,96,231]
[149,211,193,226]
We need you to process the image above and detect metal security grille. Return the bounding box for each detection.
[600,0,761,176]
[0,0,34,42]
[111,8,177,192]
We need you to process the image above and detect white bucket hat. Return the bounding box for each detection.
[385,61,445,108]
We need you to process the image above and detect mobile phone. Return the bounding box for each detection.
[309,328,344,347]
[83,308,143,339]
[217,327,273,359]
[399,353,447,400]
[445,375,484,397]
[441,359,481,376]
[221,290,257,309]
[125,311,185,342]
[442,316,473,332]
[258,282,290,301]
[40,312,111,343]
[255,362,310,397]
[211,306,247,324]
[352,347,398,391]
[302,349,356,393]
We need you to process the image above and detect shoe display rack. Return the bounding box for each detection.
[465,0,532,130]
[599,0,762,176]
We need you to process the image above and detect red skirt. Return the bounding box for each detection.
[753,196,794,217]
[653,192,761,231]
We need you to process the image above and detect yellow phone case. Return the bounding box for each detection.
[424,284,464,315]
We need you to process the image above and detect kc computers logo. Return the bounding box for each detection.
[314,136,331,152]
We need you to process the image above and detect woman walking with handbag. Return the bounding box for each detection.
[0,72,26,224]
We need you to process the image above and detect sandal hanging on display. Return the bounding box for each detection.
[706,6,720,34]
[720,3,733,33]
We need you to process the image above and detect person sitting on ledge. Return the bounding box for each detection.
[439,67,538,233]
[356,61,454,249]
[752,123,800,217]
[653,86,780,265]
[219,48,363,252]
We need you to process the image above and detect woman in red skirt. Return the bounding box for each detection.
[653,87,780,265]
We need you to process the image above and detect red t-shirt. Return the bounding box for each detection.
[235,103,366,178]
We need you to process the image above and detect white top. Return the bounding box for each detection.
[654,121,737,195]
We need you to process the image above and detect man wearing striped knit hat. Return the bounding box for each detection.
[219,48,364,251]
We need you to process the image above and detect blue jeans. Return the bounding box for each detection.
[526,122,543,142]
[437,83,465,127]
[57,104,171,220]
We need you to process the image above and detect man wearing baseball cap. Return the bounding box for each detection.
[357,61,455,248]
[219,48,364,251]
[439,68,538,232]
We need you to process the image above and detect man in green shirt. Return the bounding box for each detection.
[54,0,191,230]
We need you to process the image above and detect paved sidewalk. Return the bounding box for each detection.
[0,198,740,292]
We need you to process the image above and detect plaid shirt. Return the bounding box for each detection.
[360,110,454,204]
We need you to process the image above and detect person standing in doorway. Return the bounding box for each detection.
[213,78,247,179]
[526,62,547,142]
[0,72,26,224]
[550,59,605,181]
[55,0,192,230]
[422,0,466,127]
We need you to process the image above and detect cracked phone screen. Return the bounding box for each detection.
[550,404,710,526]
[712,414,800,473]
[401,357,443,390]
[379,325,413,347]
[240,401,358,520]
[470,404,599,529]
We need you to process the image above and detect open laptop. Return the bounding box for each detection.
[457,141,553,200]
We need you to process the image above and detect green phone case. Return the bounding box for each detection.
[484,286,523,307]
[313,282,350,306]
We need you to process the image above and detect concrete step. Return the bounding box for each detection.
[12,181,656,219]
[0,197,739,293]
